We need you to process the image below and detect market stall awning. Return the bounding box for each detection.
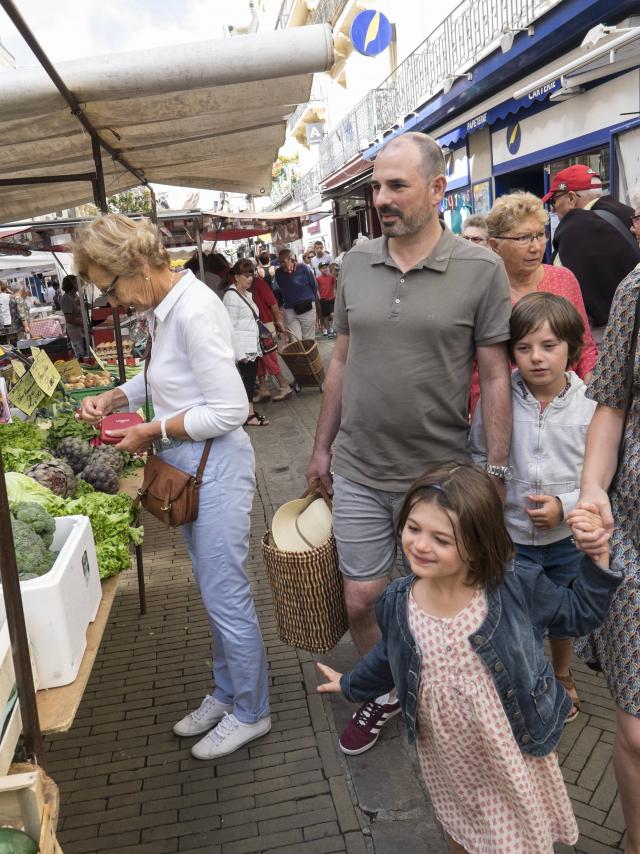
[201,208,331,242]
[0,25,335,222]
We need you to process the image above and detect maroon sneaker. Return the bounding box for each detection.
[339,698,401,755]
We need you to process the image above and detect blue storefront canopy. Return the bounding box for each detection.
[437,79,560,148]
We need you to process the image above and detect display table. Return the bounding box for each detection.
[36,576,119,734]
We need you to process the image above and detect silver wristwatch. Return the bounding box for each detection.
[485,463,513,482]
[160,419,171,446]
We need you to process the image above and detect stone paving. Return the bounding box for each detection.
[44,338,626,852]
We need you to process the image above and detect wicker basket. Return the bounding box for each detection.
[262,531,348,653]
[279,330,325,389]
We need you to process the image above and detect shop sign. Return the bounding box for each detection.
[506,122,522,155]
[271,219,302,245]
[305,122,324,146]
[350,10,393,57]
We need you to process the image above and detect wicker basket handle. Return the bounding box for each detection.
[303,478,333,510]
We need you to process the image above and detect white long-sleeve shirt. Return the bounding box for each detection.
[120,270,249,440]
[222,286,260,361]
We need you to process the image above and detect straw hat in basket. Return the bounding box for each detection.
[271,495,333,552]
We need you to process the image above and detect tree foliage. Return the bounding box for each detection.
[107,187,168,214]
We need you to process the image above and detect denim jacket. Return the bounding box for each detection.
[339,556,621,757]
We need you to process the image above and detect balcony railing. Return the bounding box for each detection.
[315,0,561,180]
[291,163,323,205]
[287,75,329,133]
[276,0,348,29]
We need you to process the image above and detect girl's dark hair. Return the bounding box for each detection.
[509,292,584,365]
[396,462,513,588]
[61,274,78,293]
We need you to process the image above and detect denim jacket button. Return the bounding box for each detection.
[473,634,486,646]
[494,662,504,673]
[513,710,521,719]
[521,734,531,744]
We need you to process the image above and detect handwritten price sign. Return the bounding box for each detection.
[8,349,60,415]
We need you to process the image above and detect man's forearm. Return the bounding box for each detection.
[313,344,346,453]
[581,405,624,493]
[479,361,512,465]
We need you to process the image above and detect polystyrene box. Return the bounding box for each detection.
[0,515,102,689]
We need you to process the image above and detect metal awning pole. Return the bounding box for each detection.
[90,137,126,385]
[0,449,46,769]
[195,219,205,281]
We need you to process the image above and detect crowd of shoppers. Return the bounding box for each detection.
[66,129,640,853]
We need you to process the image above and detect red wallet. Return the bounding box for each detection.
[99,412,144,444]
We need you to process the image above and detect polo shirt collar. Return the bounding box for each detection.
[371,225,457,272]
[153,269,192,322]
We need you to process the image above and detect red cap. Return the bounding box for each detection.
[541,164,603,204]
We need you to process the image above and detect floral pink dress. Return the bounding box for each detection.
[408,588,578,853]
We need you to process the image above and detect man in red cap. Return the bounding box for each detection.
[543,164,640,341]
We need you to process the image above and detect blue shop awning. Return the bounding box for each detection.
[437,78,560,147]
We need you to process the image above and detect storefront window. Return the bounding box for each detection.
[441,188,472,234]
[614,126,640,206]
[546,147,610,190]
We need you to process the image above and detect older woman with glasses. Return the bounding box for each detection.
[73,214,270,760]
[469,192,598,416]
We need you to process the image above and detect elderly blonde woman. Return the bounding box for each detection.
[73,214,270,760]
[470,191,597,415]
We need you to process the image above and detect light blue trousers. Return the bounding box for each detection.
[159,429,269,723]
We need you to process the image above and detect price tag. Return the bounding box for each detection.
[55,358,83,381]
[90,347,110,373]
[8,350,60,415]
[30,349,61,397]
[10,360,26,379]
[8,371,44,415]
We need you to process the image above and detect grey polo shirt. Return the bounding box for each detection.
[333,227,511,491]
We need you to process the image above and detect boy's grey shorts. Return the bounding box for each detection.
[332,473,407,581]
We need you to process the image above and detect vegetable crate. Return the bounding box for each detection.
[279,330,325,392]
[0,516,102,689]
[0,764,62,853]
[0,625,39,777]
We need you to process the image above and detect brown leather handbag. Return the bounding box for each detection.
[136,440,212,528]
[135,337,213,528]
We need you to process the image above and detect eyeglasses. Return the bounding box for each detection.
[549,192,570,210]
[497,229,549,246]
[105,274,120,296]
[462,235,488,244]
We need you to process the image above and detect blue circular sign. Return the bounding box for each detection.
[506,122,522,155]
[350,10,393,57]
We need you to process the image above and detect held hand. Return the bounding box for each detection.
[576,487,614,534]
[316,662,343,694]
[567,500,611,565]
[526,494,564,529]
[307,448,333,495]
[77,391,114,424]
[108,423,155,455]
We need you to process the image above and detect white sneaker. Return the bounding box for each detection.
[173,695,233,737]
[190,712,271,760]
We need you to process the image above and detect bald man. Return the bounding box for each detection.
[308,132,512,756]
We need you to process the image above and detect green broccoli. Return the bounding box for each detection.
[12,502,56,548]
[10,517,56,579]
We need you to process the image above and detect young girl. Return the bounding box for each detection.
[317,463,620,854]
[470,292,597,721]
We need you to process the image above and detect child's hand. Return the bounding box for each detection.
[316,663,343,693]
[567,502,610,568]
[526,494,564,529]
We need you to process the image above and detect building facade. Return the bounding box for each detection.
[270,0,640,245]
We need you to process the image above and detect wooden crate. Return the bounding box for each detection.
[0,624,39,776]
[0,764,62,853]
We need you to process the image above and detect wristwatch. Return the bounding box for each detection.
[160,419,171,446]
[485,463,513,482]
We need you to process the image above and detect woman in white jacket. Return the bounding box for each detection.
[223,259,268,427]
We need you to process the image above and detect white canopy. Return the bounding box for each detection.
[0,25,334,222]
[0,251,73,280]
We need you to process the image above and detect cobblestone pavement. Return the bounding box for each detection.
[45,338,626,853]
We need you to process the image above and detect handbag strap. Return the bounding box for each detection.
[230,286,259,323]
[143,331,214,475]
[617,283,640,469]
[593,209,640,259]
